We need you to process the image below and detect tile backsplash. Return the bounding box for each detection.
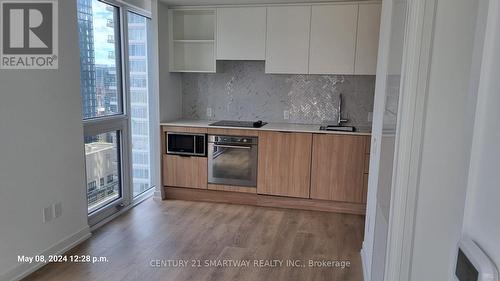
[181,61,375,127]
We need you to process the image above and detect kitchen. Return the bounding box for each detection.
[159,1,379,214]
[2,0,494,280]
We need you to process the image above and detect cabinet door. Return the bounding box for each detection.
[163,155,207,189]
[309,4,358,74]
[265,6,311,74]
[216,7,266,60]
[355,3,382,75]
[257,132,312,198]
[310,134,366,203]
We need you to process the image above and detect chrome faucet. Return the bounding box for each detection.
[338,94,348,125]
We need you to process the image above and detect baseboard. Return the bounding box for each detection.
[2,226,91,281]
[165,187,366,215]
[361,243,370,281]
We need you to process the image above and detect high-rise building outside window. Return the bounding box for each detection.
[128,12,152,197]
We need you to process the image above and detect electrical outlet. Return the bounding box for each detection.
[53,202,62,218]
[367,112,373,122]
[283,110,290,120]
[43,206,53,223]
[206,107,212,118]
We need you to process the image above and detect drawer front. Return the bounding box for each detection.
[207,128,259,136]
[162,126,208,134]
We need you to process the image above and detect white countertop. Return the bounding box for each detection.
[160,119,372,136]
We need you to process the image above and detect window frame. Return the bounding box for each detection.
[79,0,156,226]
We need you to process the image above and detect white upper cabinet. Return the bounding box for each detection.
[167,3,381,74]
[169,9,216,72]
[265,6,311,74]
[355,3,382,75]
[309,4,358,75]
[216,7,266,60]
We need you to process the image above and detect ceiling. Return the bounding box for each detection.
[160,0,361,6]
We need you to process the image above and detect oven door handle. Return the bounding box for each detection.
[213,144,252,149]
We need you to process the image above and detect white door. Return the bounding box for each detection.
[265,6,311,74]
[309,4,358,74]
[362,0,408,280]
[216,7,266,60]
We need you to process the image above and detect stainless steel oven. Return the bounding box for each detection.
[208,135,258,187]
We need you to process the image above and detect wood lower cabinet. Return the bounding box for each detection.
[310,134,368,203]
[161,125,371,213]
[257,131,312,198]
[162,154,207,189]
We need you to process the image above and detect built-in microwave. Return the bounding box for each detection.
[166,132,207,156]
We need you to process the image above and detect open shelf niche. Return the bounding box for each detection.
[169,9,216,72]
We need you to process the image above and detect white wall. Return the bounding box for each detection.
[0,0,90,280]
[463,0,500,271]
[158,2,182,122]
[408,0,480,280]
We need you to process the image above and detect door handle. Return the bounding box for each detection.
[213,144,251,149]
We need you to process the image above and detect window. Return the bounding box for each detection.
[128,12,153,197]
[133,168,149,179]
[132,107,147,119]
[87,181,97,192]
[129,44,145,56]
[77,1,154,221]
[77,0,121,119]
[130,76,147,88]
[131,91,147,103]
[131,120,148,135]
[84,131,121,213]
[128,28,145,41]
[132,138,148,151]
[132,152,148,164]
[129,60,146,73]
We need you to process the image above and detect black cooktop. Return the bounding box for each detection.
[209,120,268,128]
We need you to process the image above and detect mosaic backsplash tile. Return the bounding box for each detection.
[181,61,375,127]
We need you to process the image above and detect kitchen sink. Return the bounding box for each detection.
[319,125,356,132]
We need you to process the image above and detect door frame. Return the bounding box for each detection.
[383,0,437,279]
[362,0,438,280]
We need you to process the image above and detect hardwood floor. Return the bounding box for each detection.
[24,198,365,281]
